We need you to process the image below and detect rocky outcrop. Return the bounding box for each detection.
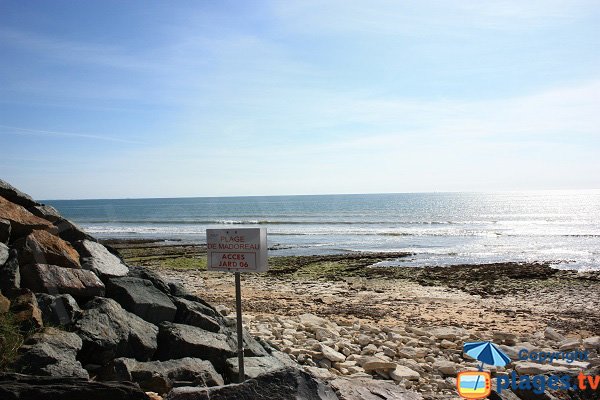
[75,297,158,366]
[20,263,105,298]
[76,239,129,277]
[114,357,224,395]
[106,277,177,325]
[0,373,150,400]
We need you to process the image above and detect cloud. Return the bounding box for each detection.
[0,125,143,144]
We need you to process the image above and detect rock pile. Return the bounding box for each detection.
[1,179,368,400]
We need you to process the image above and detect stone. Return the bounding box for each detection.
[226,355,289,382]
[493,331,518,345]
[156,322,235,372]
[29,205,62,223]
[165,368,338,400]
[583,336,600,349]
[0,179,39,209]
[0,242,8,266]
[429,326,466,341]
[128,266,172,294]
[106,277,177,325]
[9,289,43,330]
[432,360,458,376]
[220,321,269,358]
[330,377,423,400]
[12,327,88,379]
[440,339,456,349]
[76,240,128,277]
[299,313,337,330]
[174,297,221,332]
[0,196,55,238]
[389,365,420,382]
[75,297,158,365]
[0,292,10,313]
[36,293,82,327]
[54,219,95,243]
[16,230,80,269]
[362,358,397,372]
[114,357,223,395]
[559,338,581,351]
[321,344,346,363]
[514,362,570,375]
[0,218,10,243]
[0,372,150,400]
[544,327,565,342]
[21,264,105,298]
[0,250,20,297]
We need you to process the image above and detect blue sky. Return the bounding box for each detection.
[1,0,599,199]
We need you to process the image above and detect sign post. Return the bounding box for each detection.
[206,228,268,382]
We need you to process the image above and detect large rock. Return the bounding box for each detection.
[76,240,128,277]
[29,204,62,223]
[74,297,158,365]
[174,297,221,332]
[55,219,96,243]
[164,368,338,400]
[0,179,39,209]
[9,289,43,330]
[0,373,150,400]
[156,322,235,372]
[0,242,8,266]
[21,264,105,298]
[0,218,10,243]
[36,293,82,327]
[114,357,224,395]
[12,327,88,379]
[106,277,177,325]
[16,229,80,269]
[0,249,20,297]
[389,365,420,382]
[331,377,423,400]
[128,266,172,294]
[225,355,289,382]
[0,196,56,238]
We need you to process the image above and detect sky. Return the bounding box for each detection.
[1,0,599,199]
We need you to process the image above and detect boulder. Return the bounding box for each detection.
[0,242,8,266]
[11,327,88,379]
[320,344,346,363]
[128,266,172,294]
[0,250,21,297]
[432,360,458,376]
[544,327,565,342]
[361,358,397,372]
[74,297,158,365]
[0,196,56,238]
[0,218,10,243]
[0,179,39,209]
[0,372,150,400]
[29,205,62,223]
[156,322,235,372]
[36,293,82,327]
[9,289,43,330]
[330,377,423,400]
[225,355,289,382]
[174,297,221,332]
[21,264,105,298]
[0,292,10,313]
[76,240,128,277]
[54,219,95,243]
[164,368,338,400]
[220,321,269,358]
[389,365,420,382]
[114,357,223,395]
[106,277,177,325]
[583,336,600,349]
[16,230,80,269]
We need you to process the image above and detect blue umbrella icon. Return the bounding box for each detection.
[464,341,511,370]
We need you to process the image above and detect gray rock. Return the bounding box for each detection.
[11,327,88,379]
[21,263,105,298]
[29,205,62,223]
[164,368,338,400]
[0,179,39,209]
[114,357,223,395]
[76,240,128,278]
[156,322,235,372]
[544,327,565,342]
[75,297,158,365]
[0,242,8,266]
[330,377,423,400]
[128,265,172,294]
[225,355,289,382]
[54,219,96,243]
[0,218,10,243]
[221,320,269,358]
[0,372,150,400]
[0,249,20,297]
[36,293,82,327]
[106,277,177,325]
[174,297,221,332]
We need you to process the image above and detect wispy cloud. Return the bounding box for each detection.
[0,125,143,144]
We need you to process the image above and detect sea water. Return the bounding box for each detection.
[45,191,600,271]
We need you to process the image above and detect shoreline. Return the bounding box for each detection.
[108,239,600,398]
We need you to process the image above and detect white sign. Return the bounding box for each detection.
[206,228,268,272]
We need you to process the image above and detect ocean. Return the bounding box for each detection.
[45,191,600,271]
